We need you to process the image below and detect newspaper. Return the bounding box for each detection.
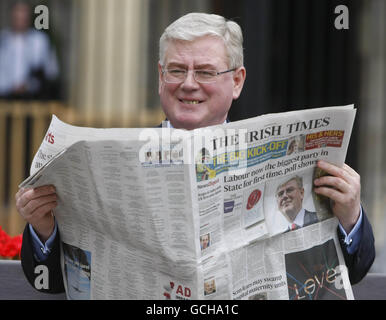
[20,105,356,300]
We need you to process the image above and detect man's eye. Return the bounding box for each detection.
[196,70,215,77]
[169,69,186,75]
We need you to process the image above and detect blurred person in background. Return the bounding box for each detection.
[0,1,59,100]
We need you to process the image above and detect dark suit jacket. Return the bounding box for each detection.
[21,224,64,294]
[303,209,319,227]
[285,209,317,231]
[338,210,375,285]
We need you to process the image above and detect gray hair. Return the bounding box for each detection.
[159,13,244,69]
[276,176,303,195]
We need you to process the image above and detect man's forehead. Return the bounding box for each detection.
[278,179,298,189]
[163,37,228,67]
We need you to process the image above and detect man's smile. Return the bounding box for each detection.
[281,199,293,208]
[179,99,204,105]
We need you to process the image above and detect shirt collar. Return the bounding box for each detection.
[290,208,305,228]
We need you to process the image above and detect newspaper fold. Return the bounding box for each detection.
[20,105,356,300]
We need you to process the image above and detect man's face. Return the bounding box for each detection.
[158,36,245,130]
[201,234,209,249]
[276,179,304,222]
[204,280,215,294]
[11,3,31,32]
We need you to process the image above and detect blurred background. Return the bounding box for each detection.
[0,0,384,273]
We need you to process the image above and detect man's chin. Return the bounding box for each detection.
[282,209,297,221]
[171,116,204,130]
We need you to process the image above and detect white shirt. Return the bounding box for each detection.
[289,208,306,229]
[0,29,58,94]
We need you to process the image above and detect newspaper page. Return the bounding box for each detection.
[20,105,356,300]
[190,104,355,299]
[22,118,199,299]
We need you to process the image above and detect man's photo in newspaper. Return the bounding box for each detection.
[170,147,183,163]
[285,239,348,300]
[204,278,217,296]
[200,233,211,250]
[62,243,91,300]
[286,135,305,155]
[144,151,153,163]
[264,168,318,235]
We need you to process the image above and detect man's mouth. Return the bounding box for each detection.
[179,99,203,105]
[281,200,292,207]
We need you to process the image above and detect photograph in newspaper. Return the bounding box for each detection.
[264,167,331,235]
[62,242,91,300]
[243,186,264,228]
[200,233,211,251]
[285,239,348,300]
[199,252,232,299]
[222,182,265,232]
[286,134,305,155]
[195,148,217,181]
[230,217,353,300]
[204,277,217,296]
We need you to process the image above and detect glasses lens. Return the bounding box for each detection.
[164,69,186,83]
[194,70,217,83]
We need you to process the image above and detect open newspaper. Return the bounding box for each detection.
[20,105,356,300]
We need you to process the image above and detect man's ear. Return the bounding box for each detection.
[232,66,246,100]
[158,62,163,95]
[300,187,305,200]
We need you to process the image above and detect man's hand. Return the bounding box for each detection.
[15,185,57,242]
[313,160,361,234]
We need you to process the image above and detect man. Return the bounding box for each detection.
[204,278,216,296]
[286,139,298,155]
[200,233,210,250]
[16,13,374,295]
[276,175,318,230]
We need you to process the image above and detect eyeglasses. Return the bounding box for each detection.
[276,186,297,198]
[162,68,236,84]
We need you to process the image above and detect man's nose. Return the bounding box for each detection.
[181,70,200,89]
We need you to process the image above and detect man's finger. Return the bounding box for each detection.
[21,200,57,222]
[17,185,56,208]
[15,187,27,199]
[313,186,345,204]
[314,175,350,193]
[31,204,56,221]
[342,163,360,179]
[22,194,57,216]
[316,160,352,183]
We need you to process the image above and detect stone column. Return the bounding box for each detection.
[69,0,149,127]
